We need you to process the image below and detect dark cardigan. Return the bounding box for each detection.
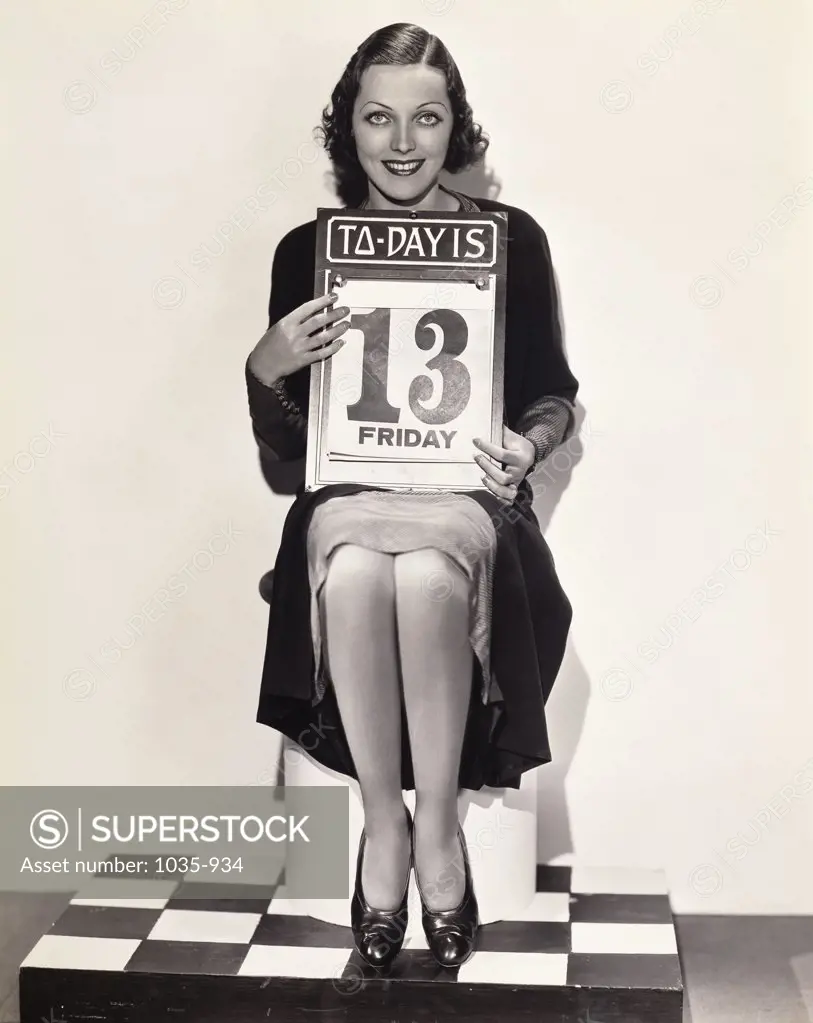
[245,193,579,791]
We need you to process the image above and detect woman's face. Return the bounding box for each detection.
[351,63,454,204]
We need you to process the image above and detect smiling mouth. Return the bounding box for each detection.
[382,159,425,176]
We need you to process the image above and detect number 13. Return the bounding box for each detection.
[344,306,471,426]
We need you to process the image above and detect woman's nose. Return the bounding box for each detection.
[391,125,416,154]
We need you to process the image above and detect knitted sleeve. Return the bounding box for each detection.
[244,226,312,463]
[515,395,576,471]
[503,209,579,470]
[244,360,308,463]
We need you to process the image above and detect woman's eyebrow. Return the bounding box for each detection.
[360,100,449,111]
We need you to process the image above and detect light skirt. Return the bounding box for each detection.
[305,490,500,706]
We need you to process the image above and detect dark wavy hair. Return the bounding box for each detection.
[316,23,489,208]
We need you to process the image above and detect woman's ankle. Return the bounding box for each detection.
[413,798,459,845]
[361,796,408,840]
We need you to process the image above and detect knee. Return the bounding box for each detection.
[323,544,394,603]
[393,549,470,610]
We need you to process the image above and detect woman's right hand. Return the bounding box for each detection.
[249,292,351,384]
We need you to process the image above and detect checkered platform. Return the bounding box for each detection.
[20,861,684,1021]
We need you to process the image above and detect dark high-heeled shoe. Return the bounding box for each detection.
[350,805,413,971]
[415,822,479,968]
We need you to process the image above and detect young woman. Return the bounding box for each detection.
[245,23,578,971]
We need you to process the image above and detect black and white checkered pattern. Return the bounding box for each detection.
[20,861,683,1021]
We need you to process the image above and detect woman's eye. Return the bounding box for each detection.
[364,111,442,126]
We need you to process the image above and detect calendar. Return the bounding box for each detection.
[304,206,508,491]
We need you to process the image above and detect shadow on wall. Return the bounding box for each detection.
[256,158,592,865]
[451,162,591,865]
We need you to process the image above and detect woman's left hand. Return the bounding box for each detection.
[473,426,536,503]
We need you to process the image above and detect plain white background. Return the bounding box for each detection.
[2,0,811,914]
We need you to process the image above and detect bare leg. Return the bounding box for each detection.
[319,543,409,911]
[393,549,473,910]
